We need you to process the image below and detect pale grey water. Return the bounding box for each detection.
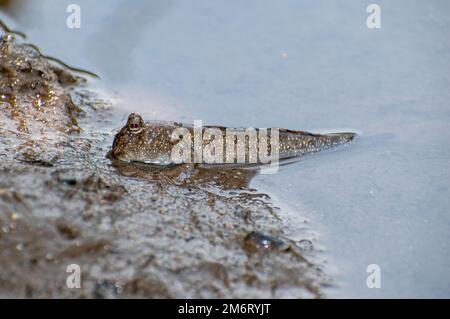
[2,0,449,298]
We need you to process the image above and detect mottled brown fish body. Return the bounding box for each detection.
[112,113,357,166]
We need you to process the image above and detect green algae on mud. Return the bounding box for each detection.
[0,26,328,298]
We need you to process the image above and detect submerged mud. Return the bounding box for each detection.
[0,30,328,298]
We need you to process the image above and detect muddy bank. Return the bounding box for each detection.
[0,29,327,298]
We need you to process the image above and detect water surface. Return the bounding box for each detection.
[2,0,449,297]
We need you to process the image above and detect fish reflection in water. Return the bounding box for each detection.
[108,157,258,189]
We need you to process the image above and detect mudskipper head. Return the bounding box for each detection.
[112,113,146,162]
[127,113,145,134]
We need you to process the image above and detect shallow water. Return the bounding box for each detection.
[2,0,449,297]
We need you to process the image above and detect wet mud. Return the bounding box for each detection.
[0,27,328,298]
